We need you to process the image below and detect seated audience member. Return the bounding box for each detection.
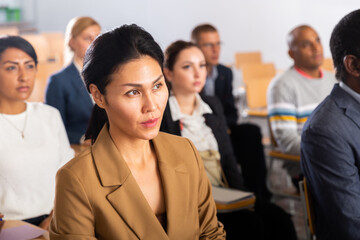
[50,25,225,239]
[191,24,270,199]
[0,36,74,229]
[267,25,336,185]
[301,9,360,240]
[46,16,101,144]
[161,40,297,240]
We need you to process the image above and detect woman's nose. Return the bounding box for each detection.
[142,93,156,113]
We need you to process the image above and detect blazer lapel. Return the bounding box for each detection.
[68,63,93,109]
[332,84,360,129]
[92,125,168,239]
[152,133,189,238]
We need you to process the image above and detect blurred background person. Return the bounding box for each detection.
[161,40,297,240]
[0,36,73,229]
[267,25,336,190]
[45,16,101,144]
[191,24,271,199]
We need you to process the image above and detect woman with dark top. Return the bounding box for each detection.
[161,40,297,240]
[50,25,225,240]
[46,16,101,144]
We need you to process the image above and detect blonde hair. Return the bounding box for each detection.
[64,16,100,66]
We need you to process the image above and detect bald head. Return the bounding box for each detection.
[287,25,323,74]
[287,25,314,50]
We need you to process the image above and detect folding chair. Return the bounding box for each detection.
[234,51,262,69]
[299,179,317,240]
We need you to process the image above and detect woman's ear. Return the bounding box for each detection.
[89,84,106,109]
[344,55,360,78]
[163,67,173,82]
[68,38,75,52]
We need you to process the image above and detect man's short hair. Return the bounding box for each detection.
[287,25,313,49]
[330,9,360,81]
[191,24,218,44]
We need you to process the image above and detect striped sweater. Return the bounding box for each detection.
[267,67,337,155]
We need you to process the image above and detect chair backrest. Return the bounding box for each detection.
[321,57,335,73]
[27,61,63,102]
[21,34,51,63]
[41,32,65,65]
[241,62,276,83]
[245,77,272,108]
[234,51,262,69]
[299,179,316,239]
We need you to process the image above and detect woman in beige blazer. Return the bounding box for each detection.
[49,24,225,240]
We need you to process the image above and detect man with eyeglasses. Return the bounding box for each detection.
[191,24,237,127]
[191,24,272,200]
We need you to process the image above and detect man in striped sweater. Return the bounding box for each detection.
[267,25,336,182]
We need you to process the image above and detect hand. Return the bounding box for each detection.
[38,211,53,230]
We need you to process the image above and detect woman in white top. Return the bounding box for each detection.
[0,36,74,229]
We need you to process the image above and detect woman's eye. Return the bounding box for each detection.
[26,64,35,69]
[6,66,16,71]
[126,90,139,96]
[200,63,207,68]
[182,65,191,69]
[153,83,163,90]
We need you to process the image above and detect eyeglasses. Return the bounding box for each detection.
[200,42,222,49]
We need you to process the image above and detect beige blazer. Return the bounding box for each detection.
[50,125,225,240]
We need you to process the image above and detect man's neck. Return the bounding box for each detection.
[294,66,322,79]
[207,64,215,76]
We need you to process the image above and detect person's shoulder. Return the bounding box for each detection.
[321,70,338,83]
[59,147,92,175]
[28,102,60,114]
[268,67,297,91]
[49,63,77,82]
[201,95,222,111]
[303,95,336,132]
[28,102,63,121]
[217,64,232,74]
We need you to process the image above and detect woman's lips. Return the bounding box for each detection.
[17,86,30,92]
[141,118,159,128]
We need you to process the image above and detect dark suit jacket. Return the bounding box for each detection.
[45,63,93,144]
[50,124,225,240]
[207,64,238,128]
[161,95,246,191]
[301,84,360,240]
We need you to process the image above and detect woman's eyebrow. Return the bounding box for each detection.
[120,74,163,87]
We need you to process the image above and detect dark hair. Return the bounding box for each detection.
[330,9,360,82]
[82,24,164,143]
[191,24,217,44]
[0,35,38,65]
[164,40,197,71]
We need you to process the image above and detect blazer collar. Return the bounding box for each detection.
[68,63,93,106]
[92,125,189,239]
[332,83,360,129]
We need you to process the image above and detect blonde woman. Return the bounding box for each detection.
[45,16,101,144]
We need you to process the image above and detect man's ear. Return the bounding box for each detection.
[163,68,173,82]
[89,84,106,109]
[344,55,360,78]
[288,49,295,60]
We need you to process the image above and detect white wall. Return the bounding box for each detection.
[34,0,359,70]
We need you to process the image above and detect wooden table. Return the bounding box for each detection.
[1,220,49,240]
